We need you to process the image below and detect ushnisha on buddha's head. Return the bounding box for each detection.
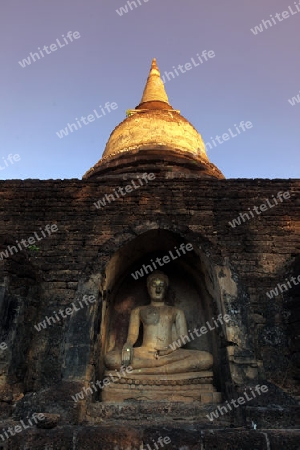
[147,271,169,303]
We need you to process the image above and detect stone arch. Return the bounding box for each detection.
[59,223,261,401]
[96,228,233,399]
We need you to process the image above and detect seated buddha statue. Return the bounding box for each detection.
[104,271,213,375]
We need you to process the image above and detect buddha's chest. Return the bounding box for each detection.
[140,306,174,326]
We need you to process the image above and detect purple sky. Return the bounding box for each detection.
[1,0,299,180]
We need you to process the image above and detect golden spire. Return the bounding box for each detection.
[139,58,170,105]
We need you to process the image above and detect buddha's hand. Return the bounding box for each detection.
[155,347,174,357]
[121,342,133,366]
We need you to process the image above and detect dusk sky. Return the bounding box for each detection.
[1,0,300,180]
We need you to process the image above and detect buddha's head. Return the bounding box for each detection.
[147,271,169,302]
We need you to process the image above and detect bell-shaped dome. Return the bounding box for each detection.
[102,59,208,162]
[102,109,208,161]
[83,59,224,180]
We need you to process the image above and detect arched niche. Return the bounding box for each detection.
[97,229,229,397]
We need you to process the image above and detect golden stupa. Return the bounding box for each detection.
[102,58,208,162]
[83,59,224,180]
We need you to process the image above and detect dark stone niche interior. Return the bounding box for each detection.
[99,229,227,398]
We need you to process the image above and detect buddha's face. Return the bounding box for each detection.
[148,277,167,302]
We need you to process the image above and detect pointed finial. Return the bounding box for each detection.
[150,58,159,73]
[139,58,170,105]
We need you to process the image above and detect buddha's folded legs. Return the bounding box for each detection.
[105,348,213,374]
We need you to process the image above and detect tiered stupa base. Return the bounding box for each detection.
[102,370,222,403]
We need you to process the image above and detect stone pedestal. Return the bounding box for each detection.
[101,371,222,403]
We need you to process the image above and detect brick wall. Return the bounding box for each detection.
[0,176,299,413]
